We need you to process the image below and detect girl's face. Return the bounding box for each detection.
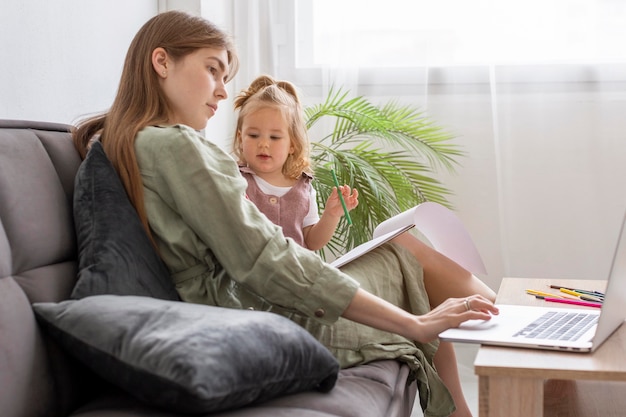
[161,48,229,130]
[239,107,294,183]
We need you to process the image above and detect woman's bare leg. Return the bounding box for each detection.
[434,341,474,417]
[393,232,490,417]
[392,232,496,306]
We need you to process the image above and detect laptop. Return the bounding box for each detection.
[439,212,626,352]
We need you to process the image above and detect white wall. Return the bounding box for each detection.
[0,0,157,125]
[0,0,234,149]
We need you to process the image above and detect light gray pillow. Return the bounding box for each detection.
[32,295,339,414]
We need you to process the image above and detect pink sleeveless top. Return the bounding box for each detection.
[240,167,313,248]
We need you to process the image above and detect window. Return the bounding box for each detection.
[276,0,626,86]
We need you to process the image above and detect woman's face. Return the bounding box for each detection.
[161,48,229,130]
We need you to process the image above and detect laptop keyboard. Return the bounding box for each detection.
[513,311,599,341]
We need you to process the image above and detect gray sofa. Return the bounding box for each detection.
[0,120,419,417]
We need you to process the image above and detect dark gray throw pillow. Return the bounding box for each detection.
[33,295,339,413]
[72,141,179,301]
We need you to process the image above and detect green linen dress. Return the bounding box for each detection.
[134,125,455,417]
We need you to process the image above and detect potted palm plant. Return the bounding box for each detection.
[306,88,463,257]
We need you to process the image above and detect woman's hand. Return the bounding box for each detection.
[413,295,499,343]
[342,289,498,345]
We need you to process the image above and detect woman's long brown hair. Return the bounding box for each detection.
[72,11,239,243]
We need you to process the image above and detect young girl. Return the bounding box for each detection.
[232,75,358,250]
[72,11,497,417]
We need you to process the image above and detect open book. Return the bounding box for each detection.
[330,202,487,274]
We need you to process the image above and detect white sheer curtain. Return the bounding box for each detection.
[204,0,626,291]
[199,0,279,152]
[428,66,626,290]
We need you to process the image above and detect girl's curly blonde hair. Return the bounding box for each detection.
[233,75,311,179]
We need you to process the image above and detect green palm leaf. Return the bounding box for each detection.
[306,88,463,257]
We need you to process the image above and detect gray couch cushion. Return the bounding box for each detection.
[0,121,86,417]
[68,360,417,417]
[0,125,79,302]
[33,295,340,414]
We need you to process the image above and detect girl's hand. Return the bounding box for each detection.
[413,295,499,343]
[306,185,359,250]
[325,185,359,218]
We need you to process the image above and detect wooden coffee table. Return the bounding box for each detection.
[474,277,626,417]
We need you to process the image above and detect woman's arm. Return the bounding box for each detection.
[342,288,498,343]
[139,126,360,323]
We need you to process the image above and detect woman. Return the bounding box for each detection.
[73,10,497,417]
